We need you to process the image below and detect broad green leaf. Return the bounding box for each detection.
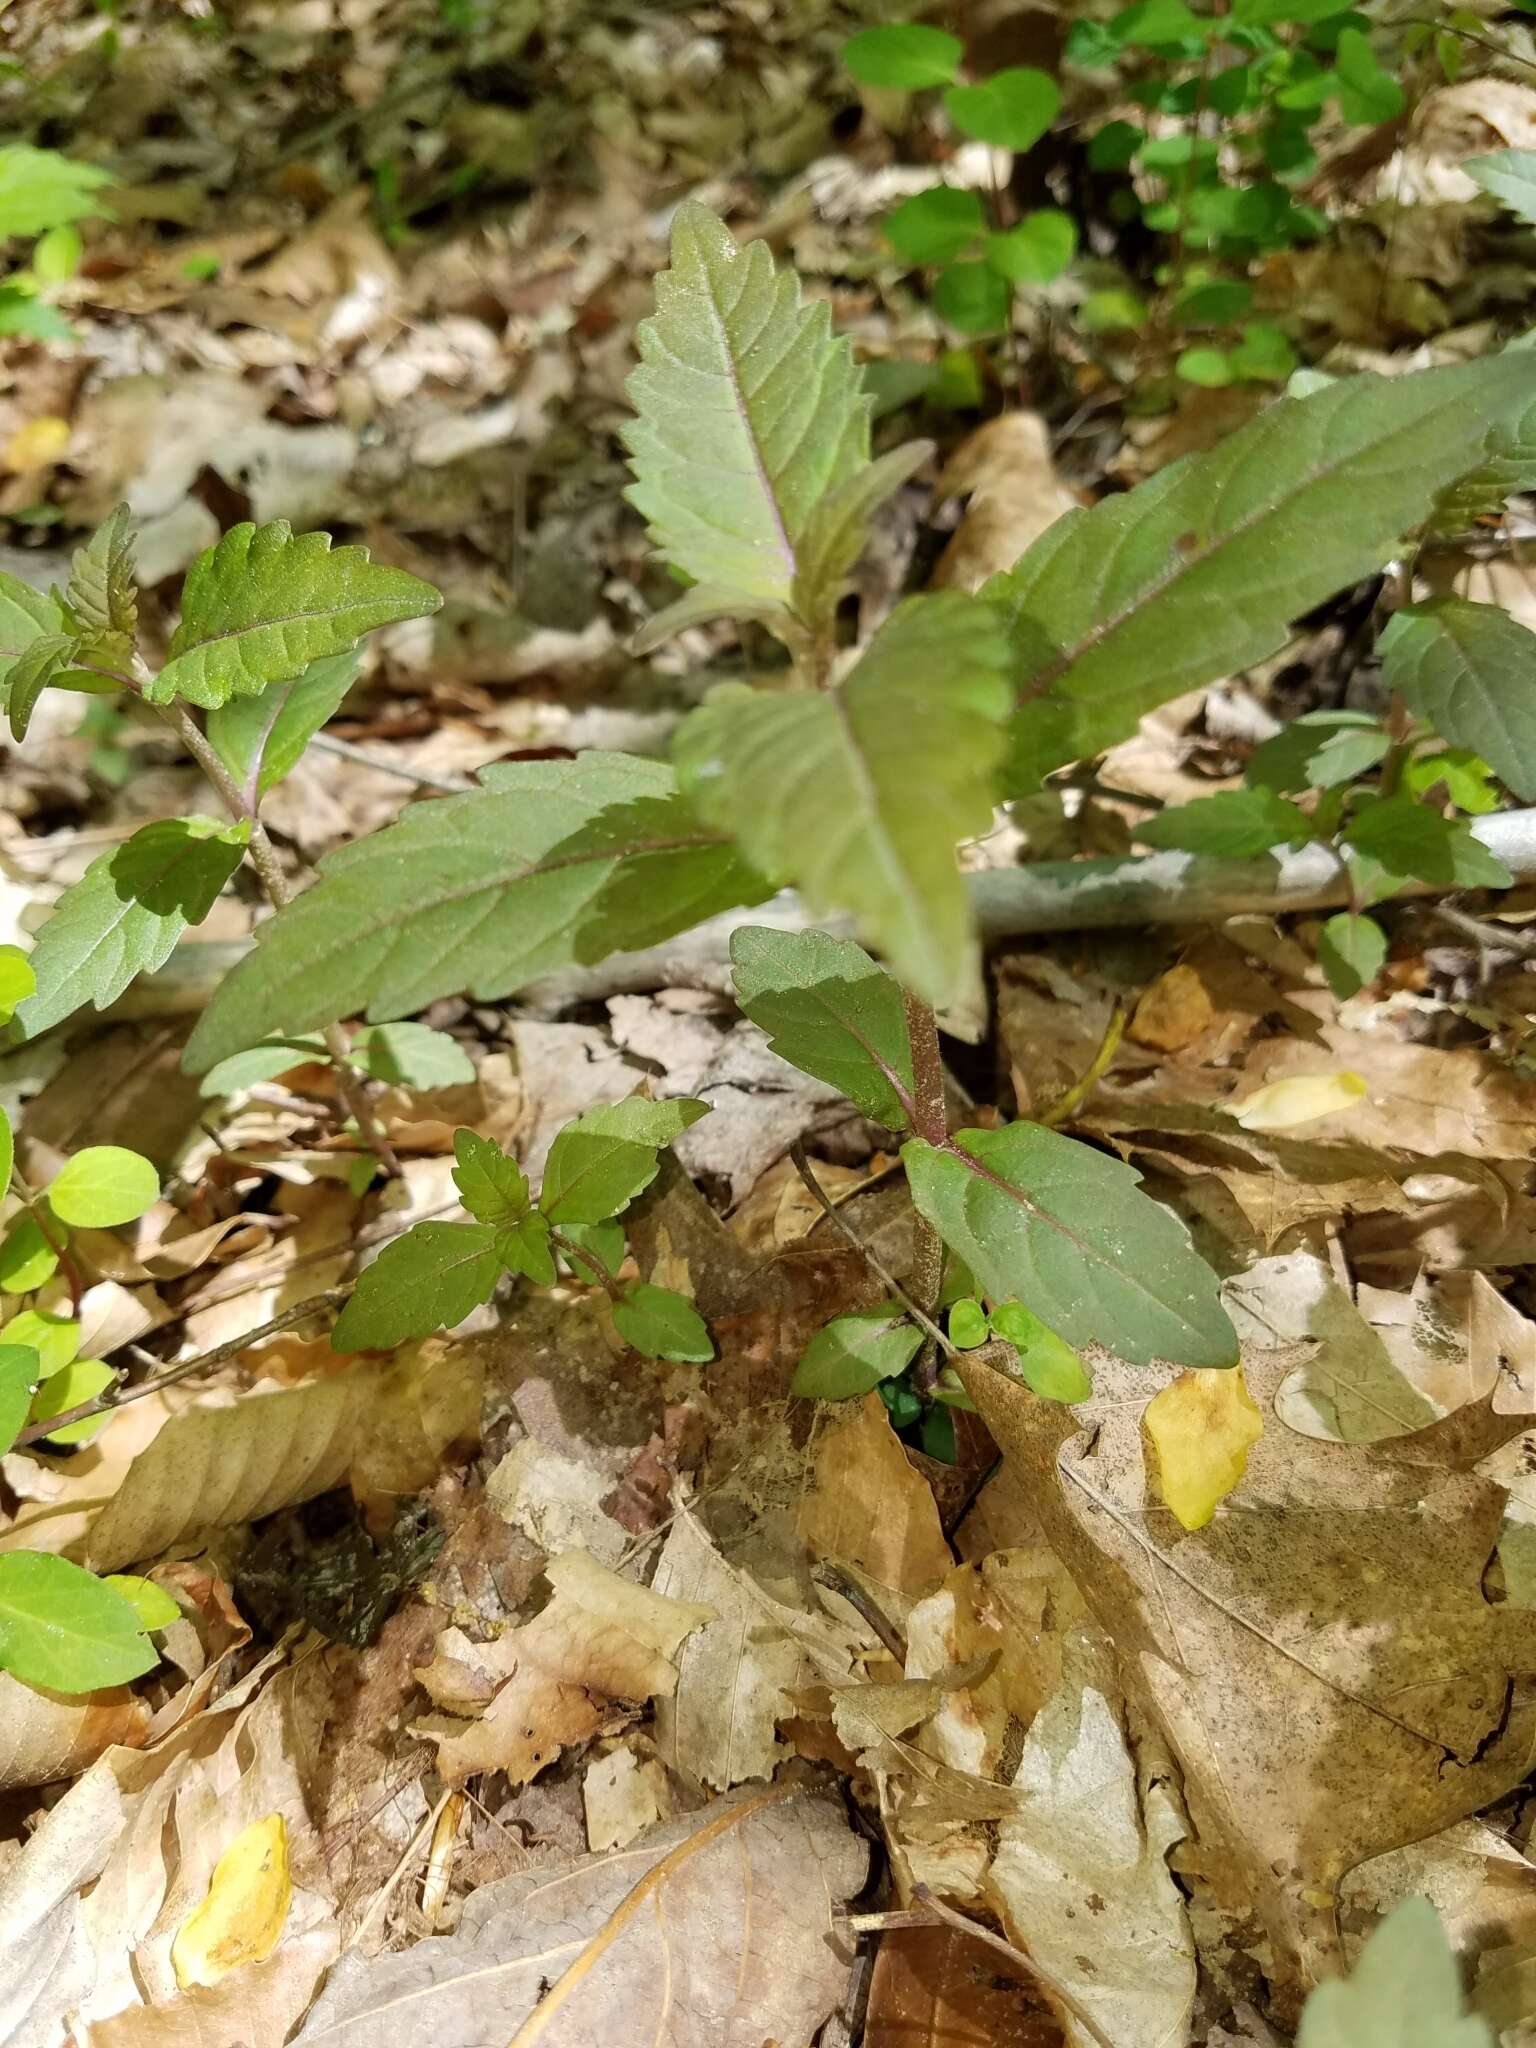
[0,1550,157,1694]
[843,24,962,87]
[0,1345,40,1457]
[1176,347,1233,389]
[1467,149,1536,224]
[676,593,1011,1008]
[206,649,359,797]
[790,440,932,632]
[1317,911,1387,999]
[986,1300,1093,1401]
[559,1220,626,1278]
[885,187,986,265]
[331,1221,505,1351]
[948,1298,989,1349]
[612,1283,713,1362]
[1402,748,1498,813]
[1297,1896,1490,2048]
[0,147,111,238]
[66,504,137,666]
[623,204,869,609]
[903,1122,1238,1369]
[729,925,915,1128]
[1111,0,1210,45]
[183,755,767,1072]
[2,1310,80,1378]
[0,1217,58,1294]
[1138,788,1309,858]
[539,1097,709,1225]
[944,69,1060,151]
[352,1022,475,1090]
[8,633,75,742]
[985,210,1077,285]
[27,1358,114,1445]
[450,1130,555,1285]
[146,521,441,710]
[1334,27,1404,122]
[1172,278,1253,326]
[791,1302,924,1399]
[198,1037,328,1098]
[933,260,1011,334]
[46,1145,159,1228]
[990,352,1536,787]
[103,1574,180,1631]
[1431,378,1536,532]
[1343,797,1513,888]
[1246,710,1388,793]
[0,946,35,1026]
[1380,598,1536,802]
[15,816,248,1038]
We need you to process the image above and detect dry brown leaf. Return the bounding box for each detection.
[293,1786,867,2047]
[74,1348,481,1573]
[931,414,1077,591]
[416,1550,711,1785]
[81,1927,337,2048]
[651,1504,864,1790]
[863,1924,1065,2047]
[582,1745,673,1853]
[798,1394,954,1598]
[0,1672,150,1795]
[959,1347,1536,1997]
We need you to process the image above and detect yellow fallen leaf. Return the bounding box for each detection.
[171,1812,292,1989]
[1229,1069,1366,1132]
[4,415,70,472]
[1143,1367,1263,1531]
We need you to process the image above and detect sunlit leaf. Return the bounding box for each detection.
[46,1145,159,1228]
[1230,1070,1366,1131]
[0,1550,157,1693]
[1143,1365,1263,1530]
[843,23,962,87]
[612,1283,713,1362]
[331,1222,505,1352]
[539,1097,709,1225]
[729,925,915,1128]
[206,648,360,797]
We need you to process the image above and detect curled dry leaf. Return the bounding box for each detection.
[958,1346,1536,1996]
[0,1668,150,1795]
[294,1786,868,2048]
[798,1393,955,1598]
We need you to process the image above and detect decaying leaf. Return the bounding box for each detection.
[1143,1366,1264,1531]
[294,1787,868,2046]
[0,1668,150,1794]
[171,1812,291,1989]
[798,1393,954,1597]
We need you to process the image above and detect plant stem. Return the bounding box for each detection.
[149,694,401,1176]
[1041,999,1127,1128]
[550,1227,623,1301]
[900,990,949,1371]
[788,1142,955,1359]
[8,1169,84,1314]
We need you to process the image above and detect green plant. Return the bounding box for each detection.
[0,143,112,341]
[3,205,1534,1652]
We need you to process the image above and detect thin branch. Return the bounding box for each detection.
[788,1141,954,1359]
[307,732,474,793]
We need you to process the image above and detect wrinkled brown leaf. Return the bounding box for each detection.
[799,1395,954,1598]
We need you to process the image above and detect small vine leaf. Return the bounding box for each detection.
[612,1283,713,1362]
[0,1551,157,1694]
[792,1304,924,1400]
[46,1145,159,1229]
[539,1097,710,1225]
[331,1221,505,1352]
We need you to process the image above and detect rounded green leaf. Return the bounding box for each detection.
[27,1358,115,1445]
[792,1303,923,1400]
[1078,286,1147,332]
[0,1344,40,1457]
[1177,346,1234,388]
[948,1298,989,1350]
[986,1300,1093,1402]
[986,210,1077,285]
[1088,120,1143,170]
[1316,912,1387,1000]
[944,68,1060,152]
[102,1574,181,1631]
[612,1282,713,1363]
[933,259,1011,334]
[0,944,36,1024]
[884,185,986,266]
[46,1146,159,1228]
[355,1022,475,1090]
[1230,321,1299,382]
[0,1217,60,1295]
[843,24,963,88]
[0,1550,158,1693]
[1,1309,80,1378]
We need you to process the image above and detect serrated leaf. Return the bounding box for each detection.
[729,925,915,1128]
[903,1122,1237,1369]
[331,1222,505,1351]
[0,574,66,701]
[1317,912,1387,998]
[791,1303,924,1399]
[183,755,768,1071]
[15,815,247,1038]
[1138,787,1310,857]
[1143,1365,1264,1530]
[0,946,35,1029]
[0,1551,156,1694]
[790,440,931,631]
[1402,747,1498,813]
[844,23,963,87]
[46,1145,159,1228]
[1297,1895,1491,2048]
[352,1022,474,1090]
[990,352,1536,787]
[1343,796,1513,888]
[0,147,111,238]
[677,592,1010,1007]
[1380,598,1536,802]
[0,1346,40,1458]
[612,1283,713,1362]
[66,504,137,662]
[450,1132,556,1283]
[8,633,75,742]
[146,521,440,710]
[622,204,869,609]
[1431,378,1536,532]
[1466,148,1536,225]
[206,648,359,797]
[539,1097,709,1225]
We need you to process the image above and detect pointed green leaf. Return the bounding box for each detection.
[331,1221,505,1351]
[1401,748,1498,813]
[0,1346,40,1457]
[559,1220,626,1278]
[0,147,111,237]
[198,1037,328,1099]
[1317,911,1387,998]
[183,755,768,1072]
[66,504,137,667]
[539,1097,709,1225]
[1297,1896,1490,2048]
[790,440,932,632]
[622,203,869,608]
[677,592,1011,1007]
[0,947,35,1027]
[46,1146,159,1229]
[8,633,75,742]
[903,1122,1237,1369]
[0,574,63,703]
[1343,797,1513,888]
[791,1302,924,1400]
[729,925,915,1128]
[145,521,440,710]
[1138,788,1310,857]
[844,24,962,87]
[352,1022,475,1090]
[990,352,1536,787]
[631,585,800,657]
[1431,377,1536,532]
[1466,148,1536,224]
[0,1551,157,1694]
[206,649,359,797]
[15,816,248,1038]
[1334,26,1405,123]
[612,1283,713,1362]
[452,1130,532,1226]
[986,1300,1093,1402]
[1380,598,1536,802]
[944,69,1060,151]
